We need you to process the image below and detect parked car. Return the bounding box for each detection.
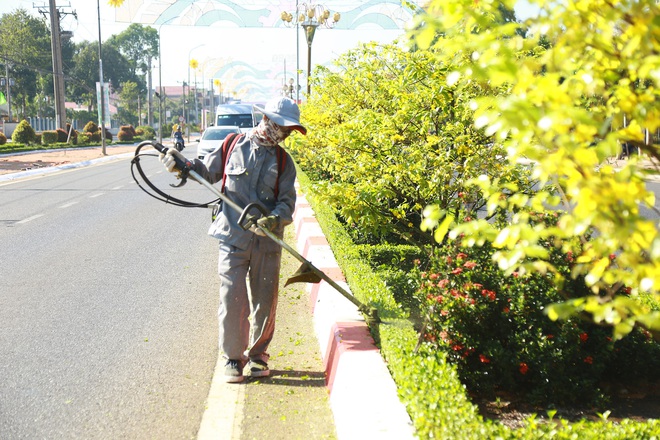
[196,125,241,160]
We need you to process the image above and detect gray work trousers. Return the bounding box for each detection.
[217,237,281,364]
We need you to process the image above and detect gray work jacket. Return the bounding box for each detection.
[191,134,296,252]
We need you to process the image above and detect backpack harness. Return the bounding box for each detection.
[219,133,287,200]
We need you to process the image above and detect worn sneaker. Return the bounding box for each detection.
[224,359,244,383]
[248,360,270,378]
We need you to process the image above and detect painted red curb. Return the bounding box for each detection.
[292,193,414,439]
[292,196,376,394]
[324,321,378,393]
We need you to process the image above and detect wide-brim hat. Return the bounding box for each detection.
[254,97,307,135]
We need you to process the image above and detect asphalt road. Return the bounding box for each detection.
[0,151,221,439]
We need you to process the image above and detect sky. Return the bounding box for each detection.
[0,1,539,102]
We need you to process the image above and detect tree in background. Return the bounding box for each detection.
[415,0,660,339]
[107,24,158,125]
[0,8,52,120]
[117,80,139,126]
[68,42,101,109]
[67,40,136,119]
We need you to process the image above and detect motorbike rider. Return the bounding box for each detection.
[160,97,306,382]
[172,124,185,151]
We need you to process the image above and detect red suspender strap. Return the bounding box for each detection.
[220,134,286,200]
[220,133,243,193]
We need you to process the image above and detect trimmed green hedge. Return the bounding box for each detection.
[41,131,58,145]
[295,164,660,439]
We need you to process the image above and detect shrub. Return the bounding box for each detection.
[55,128,68,143]
[42,131,58,145]
[136,125,155,140]
[69,129,79,145]
[296,166,660,438]
[83,121,98,133]
[118,125,134,141]
[77,133,90,144]
[413,230,660,407]
[87,130,101,143]
[104,128,112,142]
[12,120,36,145]
[65,123,77,143]
[0,131,6,145]
[291,42,534,248]
[359,243,426,314]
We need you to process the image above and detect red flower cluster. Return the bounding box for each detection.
[519,362,529,375]
[481,289,496,301]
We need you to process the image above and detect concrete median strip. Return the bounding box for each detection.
[291,185,415,439]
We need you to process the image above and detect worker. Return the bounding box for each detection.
[160,97,306,382]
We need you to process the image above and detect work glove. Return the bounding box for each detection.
[159,148,186,173]
[253,215,279,236]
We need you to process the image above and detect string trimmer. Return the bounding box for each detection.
[131,140,379,324]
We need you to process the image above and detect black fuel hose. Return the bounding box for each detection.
[130,140,220,208]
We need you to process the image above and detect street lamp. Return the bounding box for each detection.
[190,58,199,126]
[215,79,223,105]
[187,44,204,142]
[281,4,340,97]
[198,58,217,130]
[157,17,177,143]
[282,78,295,99]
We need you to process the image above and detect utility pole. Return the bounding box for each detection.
[37,1,74,130]
[3,62,12,121]
[96,0,106,155]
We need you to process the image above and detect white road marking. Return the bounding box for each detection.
[59,202,79,209]
[89,193,105,198]
[196,357,244,440]
[16,214,44,224]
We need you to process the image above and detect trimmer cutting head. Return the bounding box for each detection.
[285,263,323,286]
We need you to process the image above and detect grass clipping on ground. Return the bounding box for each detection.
[239,226,337,440]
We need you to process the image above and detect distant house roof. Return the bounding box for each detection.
[66,101,117,114]
[157,85,215,99]
[158,86,186,98]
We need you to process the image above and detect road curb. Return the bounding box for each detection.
[292,184,415,439]
[0,152,135,182]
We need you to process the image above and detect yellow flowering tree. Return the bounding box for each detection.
[294,42,534,246]
[415,0,660,339]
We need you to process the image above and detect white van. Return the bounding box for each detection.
[215,103,260,133]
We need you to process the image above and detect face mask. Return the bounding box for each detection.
[252,118,292,146]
